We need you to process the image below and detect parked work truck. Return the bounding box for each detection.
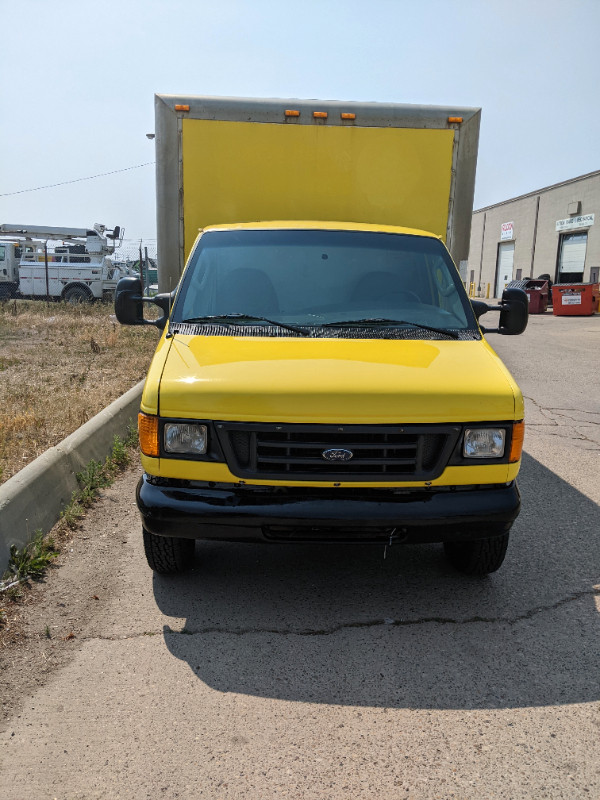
[0,223,125,301]
[116,94,528,577]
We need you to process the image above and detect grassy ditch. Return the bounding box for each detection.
[0,299,157,485]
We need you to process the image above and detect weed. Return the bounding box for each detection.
[0,356,20,371]
[106,325,119,348]
[76,460,111,506]
[125,423,138,448]
[60,500,85,530]
[45,624,51,639]
[2,529,58,585]
[59,432,136,529]
[5,585,23,602]
[109,434,131,471]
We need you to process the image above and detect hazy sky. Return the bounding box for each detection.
[2,0,599,257]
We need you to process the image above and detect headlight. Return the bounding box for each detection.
[463,428,505,458]
[164,422,208,454]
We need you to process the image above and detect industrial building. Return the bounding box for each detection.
[467,170,600,298]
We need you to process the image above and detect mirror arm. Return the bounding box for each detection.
[470,299,493,320]
[140,291,173,331]
[473,296,516,334]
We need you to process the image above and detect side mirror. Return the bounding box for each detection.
[498,287,528,335]
[114,276,174,330]
[151,292,174,330]
[475,287,528,335]
[470,300,489,320]
[115,277,145,325]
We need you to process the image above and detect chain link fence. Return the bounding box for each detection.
[115,241,158,291]
[118,241,157,262]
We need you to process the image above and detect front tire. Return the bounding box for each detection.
[63,285,93,304]
[142,528,195,574]
[444,526,511,576]
[0,283,16,300]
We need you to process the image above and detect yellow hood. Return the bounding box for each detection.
[151,334,521,424]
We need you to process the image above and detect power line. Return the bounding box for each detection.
[0,162,155,197]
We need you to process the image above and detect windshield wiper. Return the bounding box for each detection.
[321,317,460,339]
[179,313,308,336]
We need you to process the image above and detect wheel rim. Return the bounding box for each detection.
[65,287,90,304]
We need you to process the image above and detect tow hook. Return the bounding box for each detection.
[383,527,408,559]
[383,528,397,560]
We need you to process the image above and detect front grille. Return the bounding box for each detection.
[215,423,460,481]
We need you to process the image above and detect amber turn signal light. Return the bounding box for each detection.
[138,412,159,457]
[174,104,190,112]
[509,420,525,463]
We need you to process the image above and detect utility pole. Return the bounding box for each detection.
[144,246,149,294]
[139,242,145,295]
[44,241,50,300]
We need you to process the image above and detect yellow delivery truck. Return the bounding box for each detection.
[116,95,528,577]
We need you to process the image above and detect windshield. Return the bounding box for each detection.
[171,229,477,334]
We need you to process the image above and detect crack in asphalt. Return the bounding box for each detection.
[81,586,599,641]
[524,396,600,423]
[527,427,600,448]
[523,396,600,448]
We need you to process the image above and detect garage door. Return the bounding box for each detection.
[558,232,587,279]
[495,241,515,297]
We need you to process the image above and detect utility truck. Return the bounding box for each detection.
[116,94,528,577]
[0,223,125,301]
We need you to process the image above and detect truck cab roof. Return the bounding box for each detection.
[198,220,442,239]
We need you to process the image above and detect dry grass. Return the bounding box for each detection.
[0,299,158,485]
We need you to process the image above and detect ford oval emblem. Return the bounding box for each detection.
[322,448,354,462]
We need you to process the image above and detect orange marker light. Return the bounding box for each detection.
[285,109,300,117]
[313,111,328,119]
[341,113,356,120]
[448,116,463,123]
[509,420,525,463]
[138,412,159,457]
[175,104,190,112]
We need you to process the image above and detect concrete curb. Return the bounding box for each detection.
[0,381,144,575]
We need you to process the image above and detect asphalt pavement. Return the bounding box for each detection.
[1,312,599,799]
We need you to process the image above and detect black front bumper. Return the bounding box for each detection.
[137,476,520,543]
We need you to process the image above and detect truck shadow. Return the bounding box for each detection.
[154,452,600,709]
